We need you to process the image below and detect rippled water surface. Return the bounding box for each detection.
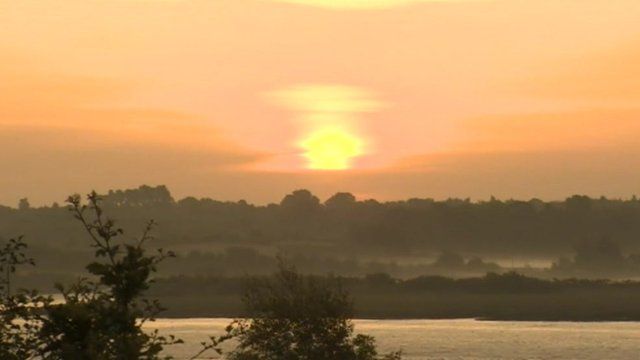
[146,318,640,359]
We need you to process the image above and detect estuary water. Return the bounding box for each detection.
[147,318,640,359]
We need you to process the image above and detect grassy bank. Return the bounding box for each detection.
[149,272,640,321]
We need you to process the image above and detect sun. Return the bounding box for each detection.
[299,127,364,170]
[265,83,380,171]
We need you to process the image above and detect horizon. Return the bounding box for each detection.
[5,184,640,209]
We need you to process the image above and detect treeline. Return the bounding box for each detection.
[4,185,640,277]
[154,271,638,297]
[151,272,640,321]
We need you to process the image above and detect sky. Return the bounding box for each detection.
[2,0,640,206]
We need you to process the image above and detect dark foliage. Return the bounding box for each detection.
[1,192,188,359]
[0,237,48,360]
[11,185,640,282]
[219,261,402,360]
[150,272,640,321]
[6,186,640,262]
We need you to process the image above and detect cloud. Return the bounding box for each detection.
[0,56,268,206]
[0,56,261,154]
[266,0,486,10]
[267,84,385,114]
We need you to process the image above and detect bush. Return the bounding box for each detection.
[221,261,402,360]
[1,192,184,359]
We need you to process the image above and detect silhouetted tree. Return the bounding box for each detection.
[280,189,321,214]
[104,185,174,208]
[0,192,193,359]
[325,192,357,211]
[18,198,30,211]
[35,192,183,359]
[221,261,402,360]
[1,237,48,359]
[0,236,35,298]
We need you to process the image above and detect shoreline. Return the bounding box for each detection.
[151,313,640,322]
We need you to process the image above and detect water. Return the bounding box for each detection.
[146,318,640,359]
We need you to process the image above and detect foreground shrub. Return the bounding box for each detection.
[1,192,182,359]
[220,261,402,360]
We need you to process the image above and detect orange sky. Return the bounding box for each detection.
[2,0,640,205]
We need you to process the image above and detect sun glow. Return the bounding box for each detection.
[265,84,383,171]
[300,127,364,170]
